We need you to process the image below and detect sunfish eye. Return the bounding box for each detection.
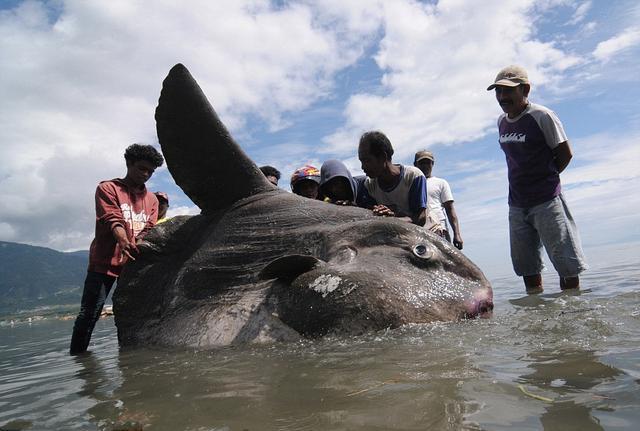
[413,244,433,259]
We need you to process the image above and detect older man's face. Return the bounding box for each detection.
[495,85,528,118]
[415,159,434,178]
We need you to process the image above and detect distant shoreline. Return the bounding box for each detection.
[0,303,113,326]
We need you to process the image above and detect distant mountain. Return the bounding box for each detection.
[0,241,88,314]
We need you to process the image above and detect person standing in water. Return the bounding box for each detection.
[487,65,587,294]
[414,150,463,249]
[70,144,164,355]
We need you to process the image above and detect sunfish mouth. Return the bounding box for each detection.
[463,288,494,319]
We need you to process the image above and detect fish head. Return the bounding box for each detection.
[260,218,493,336]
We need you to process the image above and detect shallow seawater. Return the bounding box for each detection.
[1,260,639,430]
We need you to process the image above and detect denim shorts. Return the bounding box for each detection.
[509,194,588,277]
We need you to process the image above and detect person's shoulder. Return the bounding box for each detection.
[428,176,448,186]
[528,102,565,128]
[403,165,424,178]
[401,165,425,187]
[528,102,557,118]
[143,188,158,200]
[96,179,123,192]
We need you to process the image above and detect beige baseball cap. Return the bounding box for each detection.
[487,65,529,90]
[414,150,435,164]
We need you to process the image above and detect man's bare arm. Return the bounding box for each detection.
[443,201,463,250]
[553,141,573,173]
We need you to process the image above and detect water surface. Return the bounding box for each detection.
[1,260,639,430]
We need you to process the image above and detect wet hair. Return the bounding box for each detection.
[259,165,281,180]
[359,131,394,161]
[124,144,164,168]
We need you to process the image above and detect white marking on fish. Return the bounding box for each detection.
[309,274,342,297]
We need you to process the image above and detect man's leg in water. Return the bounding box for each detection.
[531,195,588,291]
[523,274,544,294]
[560,276,580,290]
[70,271,116,355]
[509,206,545,294]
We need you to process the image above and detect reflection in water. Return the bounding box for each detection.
[73,352,132,430]
[519,347,622,431]
[107,337,470,430]
[73,331,480,431]
[74,351,156,430]
[1,262,639,430]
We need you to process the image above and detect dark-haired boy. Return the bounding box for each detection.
[358,131,428,226]
[70,144,164,355]
[259,165,281,186]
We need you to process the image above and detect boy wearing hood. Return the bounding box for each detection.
[319,159,375,208]
[70,144,164,355]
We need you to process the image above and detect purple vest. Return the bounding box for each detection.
[498,103,565,208]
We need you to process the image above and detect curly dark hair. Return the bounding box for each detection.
[259,165,281,180]
[124,144,164,167]
[359,131,394,161]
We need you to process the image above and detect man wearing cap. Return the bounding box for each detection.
[414,151,463,249]
[487,65,587,294]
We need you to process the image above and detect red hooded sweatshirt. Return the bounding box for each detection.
[88,178,158,277]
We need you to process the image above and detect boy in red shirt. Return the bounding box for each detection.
[70,144,164,355]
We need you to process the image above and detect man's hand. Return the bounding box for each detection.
[113,225,138,263]
[425,217,445,235]
[453,234,463,250]
[372,205,395,217]
[117,238,138,263]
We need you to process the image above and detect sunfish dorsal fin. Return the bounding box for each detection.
[155,64,274,212]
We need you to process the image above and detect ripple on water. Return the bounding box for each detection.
[0,262,639,430]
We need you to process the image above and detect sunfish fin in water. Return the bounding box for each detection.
[155,63,274,213]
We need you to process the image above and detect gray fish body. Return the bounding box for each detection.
[113,65,493,348]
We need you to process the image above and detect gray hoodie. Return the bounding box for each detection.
[319,159,374,208]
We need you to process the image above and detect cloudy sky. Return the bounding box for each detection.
[1,0,638,278]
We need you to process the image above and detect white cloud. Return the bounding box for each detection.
[166,205,200,218]
[0,0,637,265]
[453,131,640,278]
[324,0,583,160]
[0,0,376,251]
[593,26,640,61]
[567,1,591,25]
